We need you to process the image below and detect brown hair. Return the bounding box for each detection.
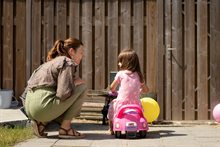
[118,49,144,83]
[47,37,83,61]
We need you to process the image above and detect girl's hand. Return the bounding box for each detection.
[140,83,149,94]
[74,78,85,86]
[108,91,118,97]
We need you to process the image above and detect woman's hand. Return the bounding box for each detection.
[74,78,85,86]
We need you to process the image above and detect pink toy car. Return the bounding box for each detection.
[113,104,149,138]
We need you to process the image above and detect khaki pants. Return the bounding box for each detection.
[25,84,87,123]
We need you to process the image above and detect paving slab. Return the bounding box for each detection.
[0,108,27,123]
[0,108,28,127]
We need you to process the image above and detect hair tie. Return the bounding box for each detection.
[60,40,65,49]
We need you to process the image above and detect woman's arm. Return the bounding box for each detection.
[74,77,85,86]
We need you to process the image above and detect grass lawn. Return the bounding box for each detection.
[0,126,33,147]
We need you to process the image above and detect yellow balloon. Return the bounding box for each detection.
[141,97,160,123]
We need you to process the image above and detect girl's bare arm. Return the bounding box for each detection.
[110,80,118,92]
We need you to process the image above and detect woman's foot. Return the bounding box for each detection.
[58,127,85,139]
[31,120,48,137]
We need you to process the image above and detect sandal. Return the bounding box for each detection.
[58,127,85,139]
[31,120,48,137]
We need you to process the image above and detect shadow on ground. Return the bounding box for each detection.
[147,130,187,139]
[44,121,187,140]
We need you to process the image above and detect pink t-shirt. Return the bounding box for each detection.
[108,70,142,120]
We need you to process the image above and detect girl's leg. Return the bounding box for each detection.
[109,120,114,135]
[107,102,114,135]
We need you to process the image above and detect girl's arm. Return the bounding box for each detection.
[110,80,118,92]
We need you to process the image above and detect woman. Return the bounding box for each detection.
[25,38,86,139]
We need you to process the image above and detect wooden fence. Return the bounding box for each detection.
[0,0,220,121]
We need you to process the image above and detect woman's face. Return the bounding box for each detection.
[69,45,84,65]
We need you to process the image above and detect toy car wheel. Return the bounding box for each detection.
[126,131,137,139]
[139,130,147,138]
[115,131,121,138]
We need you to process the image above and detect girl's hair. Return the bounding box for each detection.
[47,37,83,61]
[118,49,144,83]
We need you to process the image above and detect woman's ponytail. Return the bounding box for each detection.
[47,40,67,61]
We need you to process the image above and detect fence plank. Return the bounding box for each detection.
[133,0,144,68]
[69,0,80,78]
[69,0,80,38]
[82,0,93,89]
[107,0,118,78]
[210,0,220,114]
[43,0,54,62]
[26,0,32,78]
[57,0,66,40]
[171,0,183,120]
[94,0,105,89]
[0,0,2,87]
[2,0,13,89]
[32,0,42,70]
[146,0,157,93]
[197,0,208,120]
[156,0,164,121]
[120,0,131,50]
[184,0,195,120]
[15,0,26,98]
[164,0,172,120]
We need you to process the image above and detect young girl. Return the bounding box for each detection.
[107,49,149,134]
